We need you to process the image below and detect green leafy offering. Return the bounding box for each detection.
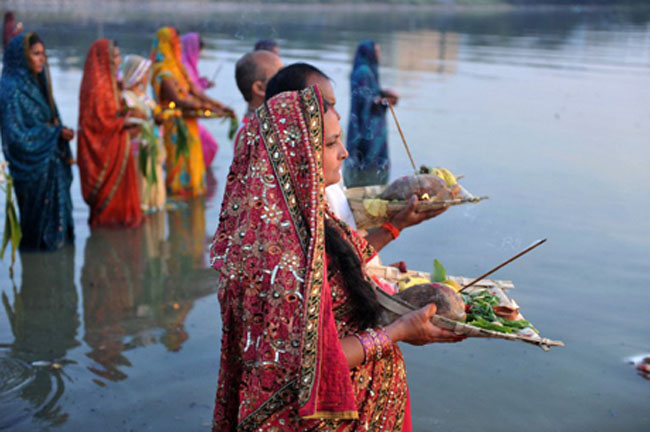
[462,290,537,334]
[174,117,190,160]
[227,115,239,141]
[138,123,159,199]
[1,173,22,276]
[432,259,446,283]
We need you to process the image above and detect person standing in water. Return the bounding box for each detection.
[121,54,167,213]
[234,50,283,124]
[3,12,22,49]
[344,40,399,188]
[151,27,233,198]
[77,39,142,228]
[210,85,464,431]
[0,33,75,250]
[181,32,220,168]
[254,38,279,56]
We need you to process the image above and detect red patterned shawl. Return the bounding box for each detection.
[77,39,142,227]
[210,87,359,430]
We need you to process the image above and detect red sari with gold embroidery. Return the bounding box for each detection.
[210,87,410,431]
[77,39,142,227]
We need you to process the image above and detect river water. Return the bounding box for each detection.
[0,5,649,431]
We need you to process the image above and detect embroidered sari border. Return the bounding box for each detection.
[238,380,297,432]
[257,99,310,256]
[295,88,326,410]
[302,410,359,420]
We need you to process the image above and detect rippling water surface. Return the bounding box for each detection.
[0,5,649,431]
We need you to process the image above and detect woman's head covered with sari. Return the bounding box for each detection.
[150,27,190,101]
[353,40,379,80]
[1,32,75,250]
[78,39,140,226]
[344,39,389,187]
[210,86,359,429]
[0,32,61,181]
[180,32,206,89]
[122,54,152,91]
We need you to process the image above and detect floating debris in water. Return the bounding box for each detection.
[625,354,650,380]
[30,358,76,370]
[625,353,650,366]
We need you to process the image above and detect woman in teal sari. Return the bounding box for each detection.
[344,40,399,188]
[0,33,75,251]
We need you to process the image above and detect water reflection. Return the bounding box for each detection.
[0,194,216,427]
[392,31,460,75]
[81,199,214,387]
[0,246,79,427]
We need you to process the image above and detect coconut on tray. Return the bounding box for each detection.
[367,260,564,352]
[345,166,487,232]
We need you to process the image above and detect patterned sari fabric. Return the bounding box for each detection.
[122,54,167,212]
[181,32,219,168]
[0,33,74,250]
[151,27,205,198]
[210,86,409,431]
[343,40,390,188]
[77,39,142,228]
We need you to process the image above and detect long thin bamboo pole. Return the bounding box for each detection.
[459,239,547,293]
[386,101,418,176]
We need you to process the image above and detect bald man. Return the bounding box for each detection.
[235,50,283,122]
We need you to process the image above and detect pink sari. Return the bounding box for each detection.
[210,86,410,431]
[181,32,218,167]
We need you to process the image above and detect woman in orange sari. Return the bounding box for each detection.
[77,39,142,227]
[150,27,233,198]
[210,86,464,431]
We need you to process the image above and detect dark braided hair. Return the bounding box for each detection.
[324,219,382,329]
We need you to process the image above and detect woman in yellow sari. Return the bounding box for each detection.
[150,27,233,198]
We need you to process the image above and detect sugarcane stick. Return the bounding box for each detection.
[386,101,418,176]
[459,239,547,293]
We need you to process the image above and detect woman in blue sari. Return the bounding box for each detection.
[344,40,399,188]
[0,33,75,251]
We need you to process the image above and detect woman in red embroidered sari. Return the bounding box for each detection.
[210,86,464,431]
[78,39,142,227]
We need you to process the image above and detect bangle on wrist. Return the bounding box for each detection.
[381,222,400,240]
[355,327,394,364]
[375,328,392,359]
[354,330,375,364]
